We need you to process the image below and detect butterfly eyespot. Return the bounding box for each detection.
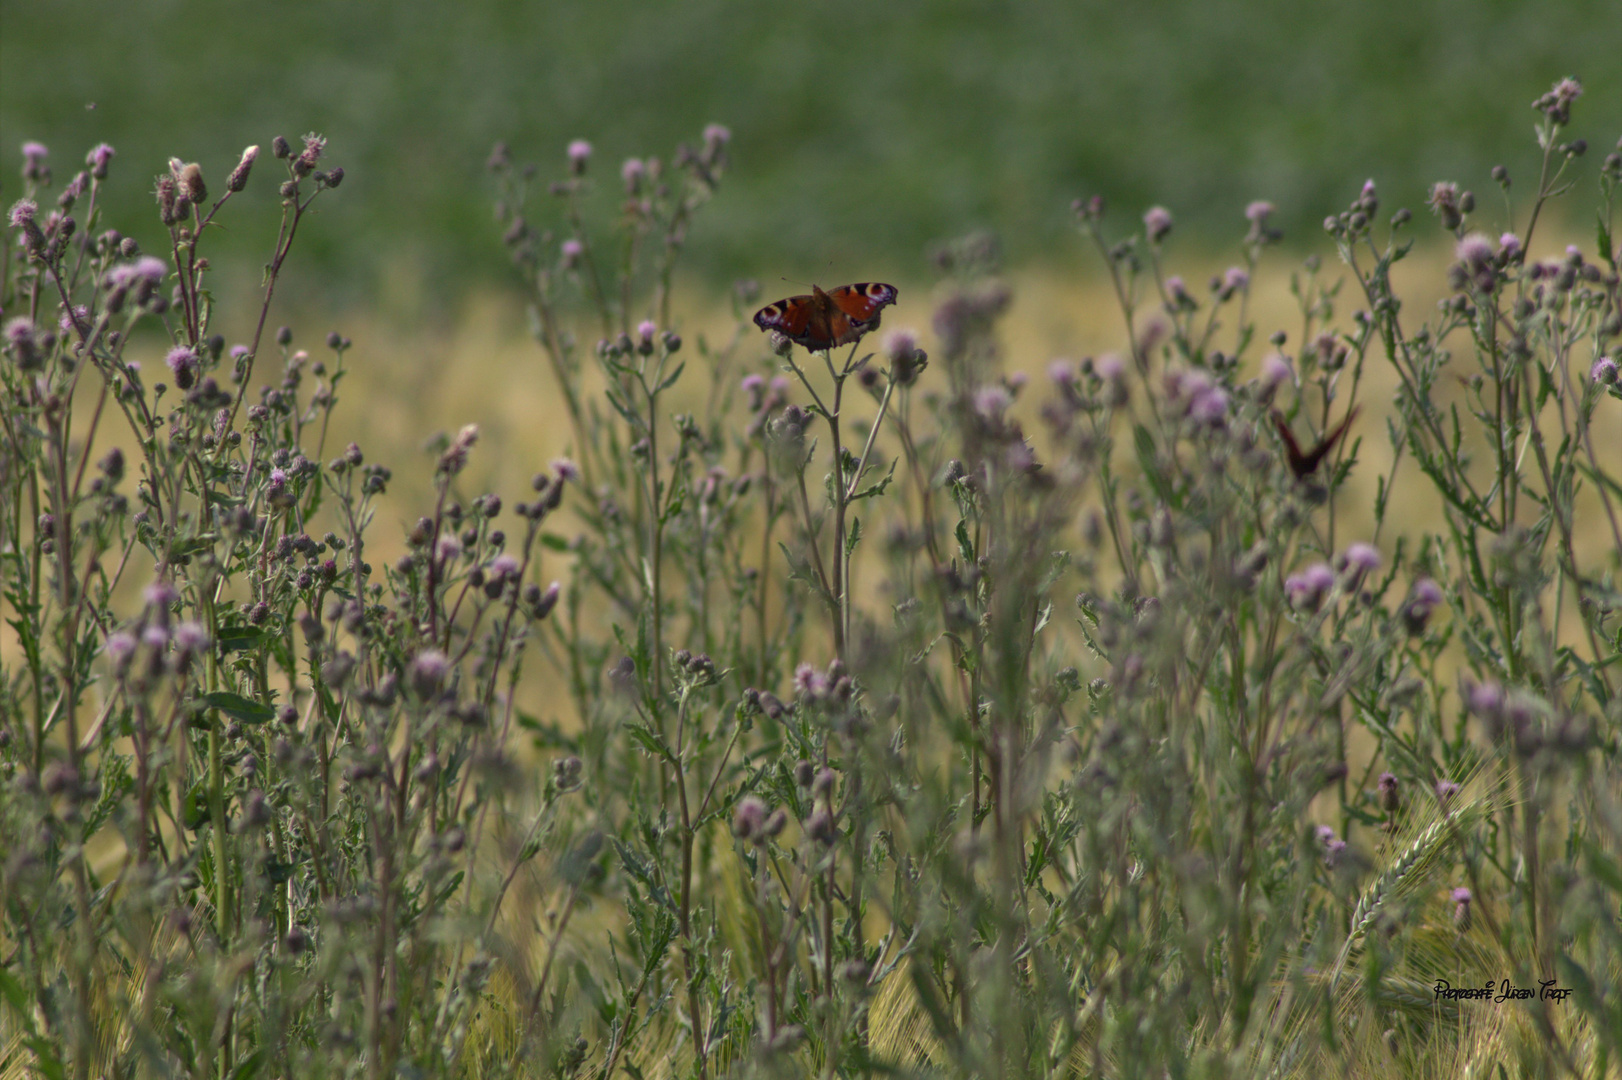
[753,281,898,352]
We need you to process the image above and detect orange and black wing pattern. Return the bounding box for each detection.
[754,282,898,351]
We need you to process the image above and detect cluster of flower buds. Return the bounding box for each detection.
[730,795,788,844]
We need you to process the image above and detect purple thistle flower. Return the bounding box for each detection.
[438,424,479,475]
[4,317,40,368]
[1261,352,1293,388]
[8,199,37,228]
[1163,366,1209,405]
[740,373,766,410]
[1435,779,1460,807]
[732,796,767,840]
[1095,353,1126,382]
[409,650,451,697]
[1317,825,1337,845]
[298,133,326,168]
[883,328,919,362]
[549,457,580,484]
[1325,838,1347,868]
[172,622,208,668]
[1455,232,1493,268]
[1047,359,1075,387]
[1498,233,1522,260]
[560,238,582,269]
[567,139,592,174]
[488,553,521,579]
[143,580,179,609]
[621,157,645,193]
[1188,386,1229,424]
[1284,562,1335,611]
[1340,541,1382,584]
[794,662,828,699]
[1591,356,1617,385]
[1534,77,1582,123]
[1412,578,1444,607]
[166,346,199,390]
[1402,576,1445,633]
[1245,200,1275,224]
[1463,678,1504,719]
[1221,266,1250,296]
[972,385,1011,418]
[703,124,731,149]
[59,305,90,337]
[133,255,168,283]
[86,143,115,178]
[106,631,137,671]
[1143,206,1173,242]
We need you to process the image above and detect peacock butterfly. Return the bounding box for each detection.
[753,282,898,352]
[1272,405,1360,480]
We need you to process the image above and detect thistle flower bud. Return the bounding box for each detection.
[294,133,326,178]
[5,316,43,369]
[806,808,836,845]
[409,649,450,697]
[531,581,560,619]
[228,146,258,192]
[1533,77,1582,125]
[732,795,767,840]
[1377,772,1400,814]
[174,161,207,204]
[85,142,114,180]
[1401,577,1445,634]
[9,199,46,253]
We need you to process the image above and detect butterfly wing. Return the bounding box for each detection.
[754,282,899,351]
[825,283,898,347]
[753,292,821,344]
[1273,406,1359,479]
[1301,405,1359,475]
[1271,410,1308,476]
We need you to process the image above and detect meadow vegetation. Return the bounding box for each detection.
[2,81,1621,1079]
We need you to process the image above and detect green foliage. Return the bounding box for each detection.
[3,82,1621,1080]
[2,0,1620,295]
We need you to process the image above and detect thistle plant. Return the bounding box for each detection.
[3,79,1619,1080]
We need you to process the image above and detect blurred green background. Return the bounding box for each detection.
[3,0,1618,314]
